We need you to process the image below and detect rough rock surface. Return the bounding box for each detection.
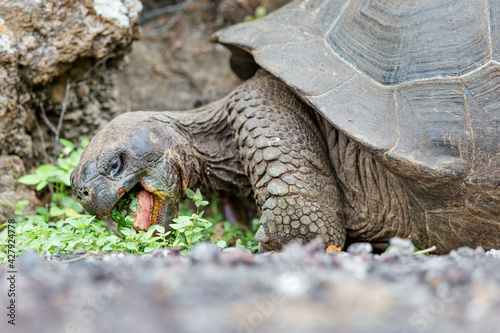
[115,0,293,112]
[0,0,142,220]
[116,0,237,112]
[1,239,499,333]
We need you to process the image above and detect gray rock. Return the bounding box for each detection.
[347,242,373,256]
[387,237,415,257]
[190,242,221,263]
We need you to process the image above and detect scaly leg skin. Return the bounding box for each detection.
[226,71,346,252]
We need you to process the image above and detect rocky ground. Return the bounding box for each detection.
[1,238,499,333]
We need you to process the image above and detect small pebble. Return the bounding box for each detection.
[190,242,221,263]
[75,248,86,255]
[220,248,254,265]
[473,246,486,258]
[347,242,373,256]
[304,237,324,254]
[486,249,500,258]
[456,246,474,258]
[386,237,414,257]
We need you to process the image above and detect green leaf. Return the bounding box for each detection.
[15,200,30,209]
[152,225,165,234]
[18,174,41,185]
[125,242,137,250]
[36,206,49,216]
[41,243,53,252]
[38,222,49,230]
[144,227,156,239]
[79,215,94,226]
[193,188,203,201]
[2,200,14,208]
[124,216,134,225]
[65,216,86,228]
[198,200,209,207]
[66,241,77,250]
[60,173,71,187]
[57,157,71,170]
[191,234,203,242]
[223,247,238,252]
[255,6,266,18]
[27,214,46,224]
[64,207,79,217]
[49,206,65,217]
[61,196,84,213]
[144,247,155,253]
[216,240,227,249]
[59,138,74,150]
[57,234,72,242]
[185,188,195,199]
[36,180,48,191]
[35,164,59,180]
[120,228,137,238]
[192,227,204,233]
[96,237,108,246]
[69,151,82,166]
[80,138,90,148]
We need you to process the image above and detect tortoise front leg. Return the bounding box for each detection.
[226,71,346,252]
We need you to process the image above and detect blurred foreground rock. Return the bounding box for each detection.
[1,240,499,333]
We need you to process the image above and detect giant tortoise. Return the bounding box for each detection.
[71,0,500,253]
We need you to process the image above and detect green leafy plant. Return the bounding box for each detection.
[0,138,258,264]
[16,138,89,219]
[169,188,217,254]
[214,219,259,253]
[110,192,138,234]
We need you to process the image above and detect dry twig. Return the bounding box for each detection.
[141,1,190,22]
[60,252,90,263]
[413,245,437,256]
[55,81,71,144]
[144,0,193,38]
[39,102,57,135]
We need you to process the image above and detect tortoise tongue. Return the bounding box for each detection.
[131,180,180,231]
[133,190,152,231]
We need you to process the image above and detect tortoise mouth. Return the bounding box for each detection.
[112,182,176,231]
[112,183,154,230]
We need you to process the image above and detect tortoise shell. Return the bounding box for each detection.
[215,0,500,250]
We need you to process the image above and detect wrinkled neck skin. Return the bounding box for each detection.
[152,99,252,200]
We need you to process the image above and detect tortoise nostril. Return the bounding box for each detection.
[75,189,90,202]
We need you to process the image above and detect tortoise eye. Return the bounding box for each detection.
[109,156,123,176]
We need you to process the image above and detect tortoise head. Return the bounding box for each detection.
[71,112,187,229]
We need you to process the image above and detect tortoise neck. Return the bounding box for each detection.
[166,99,252,198]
